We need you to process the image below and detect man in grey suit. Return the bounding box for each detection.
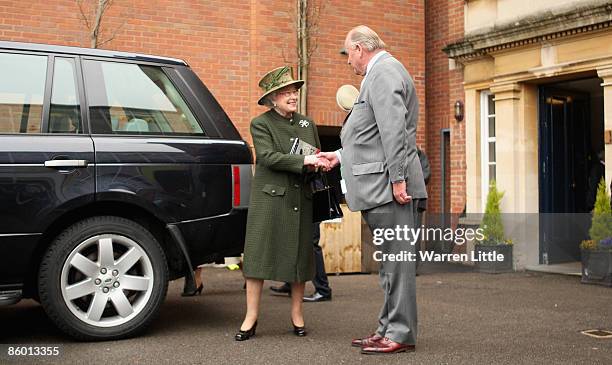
[318,25,427,355]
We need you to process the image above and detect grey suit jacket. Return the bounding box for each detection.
[340,53,427,211]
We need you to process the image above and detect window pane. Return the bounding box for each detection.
[83,61,204,135]
[488,116,495,137]
[489,164,496,182]
[488,94,495,115]
[0,53,47,133]
[49,58,81,133]
[489,142,496,162]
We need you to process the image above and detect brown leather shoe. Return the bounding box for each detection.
[361,337,415,354]
[351,333,383,347]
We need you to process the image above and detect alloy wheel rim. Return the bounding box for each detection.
[60,234,154,328]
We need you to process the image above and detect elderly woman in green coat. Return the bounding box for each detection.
[235,66,330,341]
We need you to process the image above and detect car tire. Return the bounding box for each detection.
[38,216,168,341]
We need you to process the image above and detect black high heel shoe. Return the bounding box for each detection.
[235,321,258,341]
[292,322,307,337]
[181,284,203,297]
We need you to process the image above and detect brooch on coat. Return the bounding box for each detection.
[298,120,309,128]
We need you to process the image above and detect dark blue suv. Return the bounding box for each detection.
[0,41,252,340]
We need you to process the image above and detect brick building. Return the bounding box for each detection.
[0,0,465,217]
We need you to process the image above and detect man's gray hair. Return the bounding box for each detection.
[347,25,386,52]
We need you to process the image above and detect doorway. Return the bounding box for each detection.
[538,78,604,264]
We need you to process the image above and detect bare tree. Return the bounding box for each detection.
[295,0,325,115]
[77,0,125,48]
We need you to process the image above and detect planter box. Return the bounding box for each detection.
[581,249,612,287]
[474,244,513,274]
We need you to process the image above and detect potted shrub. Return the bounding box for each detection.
[581,178,612,287]
[475,180,513,273]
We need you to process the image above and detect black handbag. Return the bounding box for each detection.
[310,172,343,223]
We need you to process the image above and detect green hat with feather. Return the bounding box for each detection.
[257,66,304,105]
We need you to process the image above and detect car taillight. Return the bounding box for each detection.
[232,165,240,207]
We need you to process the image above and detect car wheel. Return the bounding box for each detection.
[38,216,168,341]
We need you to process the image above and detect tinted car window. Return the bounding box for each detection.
[83,60,204,135]
[0,53,47,133]
[49,58,81,133]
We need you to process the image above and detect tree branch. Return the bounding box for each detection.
[77,0,124,48]
[76,0,91,31]
[97,19,125,47]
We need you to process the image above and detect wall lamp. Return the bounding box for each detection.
[454,100,464,122]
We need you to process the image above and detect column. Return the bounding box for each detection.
[489,82,522,213]
[489,81,539,268]
[597,66,612,192]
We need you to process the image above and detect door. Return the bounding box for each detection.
[81,59,236,265]
[0,53,95,286]
[538,87,590,264]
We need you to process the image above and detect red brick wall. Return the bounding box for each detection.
[1,0,255,137]
[425,0,465,213]
[0,0,425,147]
[306,0,426,144]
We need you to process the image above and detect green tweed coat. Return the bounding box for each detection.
[242,109,320,283]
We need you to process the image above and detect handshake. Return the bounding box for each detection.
[304,152,340,172]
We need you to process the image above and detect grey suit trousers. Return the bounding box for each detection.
[362,200,418,345]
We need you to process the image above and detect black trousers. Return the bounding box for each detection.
[311,223,331,296]
[284,223,331,295]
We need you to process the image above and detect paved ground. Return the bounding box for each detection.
[1,264,611,364]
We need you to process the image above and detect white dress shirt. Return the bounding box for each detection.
[360,50,388,89]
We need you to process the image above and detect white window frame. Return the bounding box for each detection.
[480,91,496,211]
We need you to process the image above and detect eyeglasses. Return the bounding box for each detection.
[277,90,300,97]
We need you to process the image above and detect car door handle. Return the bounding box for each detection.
[44,159,89,168]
